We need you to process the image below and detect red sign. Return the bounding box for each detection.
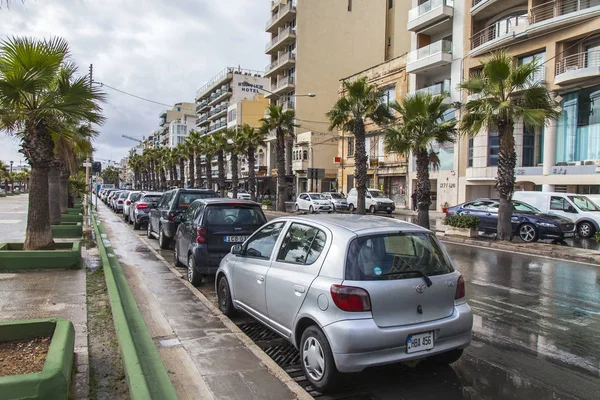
[333,157,341,164]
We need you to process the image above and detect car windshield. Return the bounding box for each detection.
[205,205,266,226]
[309,194,324,200]
[369,190,386,198]
[142,195,161,203]
[329,193,344,199]
[345,233,454,281]
[119,192,130,198]
[568,196,600,212]
[511,201,540,213]
[178,192,217,209]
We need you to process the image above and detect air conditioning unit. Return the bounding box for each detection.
[584,159,600,166]
[568,161,582,166]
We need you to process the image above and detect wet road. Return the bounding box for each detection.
[103,202,600,399]
[0,194,27,243]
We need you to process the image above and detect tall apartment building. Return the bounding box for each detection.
[458,0,600,201]
[168,114,197,148]
[157,102,196,147]
[265,0,412,194]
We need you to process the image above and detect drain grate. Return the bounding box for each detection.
[264,343,300,367]
[238,322,281,342]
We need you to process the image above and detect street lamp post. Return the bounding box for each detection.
[9,161,13,192]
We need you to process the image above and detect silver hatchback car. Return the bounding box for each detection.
[215,215,472,392]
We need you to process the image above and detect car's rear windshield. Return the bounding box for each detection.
[330,193,344,199]
[119,191,130,198]
[177,192,217,209]
[141,195,161,203]
[369,190,386,198]
[204,205,266,227]
[345,233,454,281]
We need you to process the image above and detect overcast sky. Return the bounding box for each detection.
[0,0,270,167]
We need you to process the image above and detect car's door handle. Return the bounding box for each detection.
[293,285,305,294]
[256,275,265,284]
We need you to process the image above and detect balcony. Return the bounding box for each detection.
[469,15,528,56]
[196,101,208,113]
[208,103,228,120]
[292,159,308,172]
[282,100,295,111]
[471,0,526,20]
[409,80,452,99]
[555,50,600,85]
[266,1,297,33]
[271,0,282,11]
[529,0,600,34]
[196,114,210,127]
[406,40,452,74]
[272,76,295,95]
[408,0,454,35]
[265,26,296,54]
[208,88,232,107]
[265,51,296,77]
[208,121,227,134]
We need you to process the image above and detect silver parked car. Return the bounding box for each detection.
[321,192,349,212]
[215,215,472,391]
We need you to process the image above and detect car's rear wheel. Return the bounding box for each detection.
[173,240,184,267]
[369,205,376,214]
[123,213,129,223]
[133,218,140,230]
[309,205,315,214]
[158,226,171,249]
[295,204,300,213]
[147,221,153,238]
[427,348,463,366]
[578,221,595,238]
[518,223,538,242]
[348,204,355,213]
[217,276,235,316]
[300,326,339,392]
[187,255,202,286]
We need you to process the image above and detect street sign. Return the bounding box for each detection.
[82,162,92,167]
[307,168,326,179]
[333,156,341,164]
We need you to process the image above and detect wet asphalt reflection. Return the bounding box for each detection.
[108,207,599,400]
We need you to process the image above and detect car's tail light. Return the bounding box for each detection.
[168,212,175,221]
[196,227,207,244]
[118,200,123,204]
[330,285,371,312]
[455,275,465,300]
[136,203,148,210]
[126,200,131,205]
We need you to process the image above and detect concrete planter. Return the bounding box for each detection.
[51,222,83,238]
[0,242,81,270]
[261,205,274,211]
[60,213,83,223]
[445,226,478,238]
[66,207,83,215]
[0,318,75,400]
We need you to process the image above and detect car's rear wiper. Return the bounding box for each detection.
[379,270,432,287]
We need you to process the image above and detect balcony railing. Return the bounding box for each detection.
[277,76,295,89]
[411,80,451,97]
[409,0,453,20]
[208,121,227,133]
[282,100,295,110]
[266,52,296,73]
[531,0,600,24]
[470,15,528,50]
[407,40,452,63]
[472,0,486,6]
[266,2,296,28]
[556,50,600,75]
[265,26,296,51]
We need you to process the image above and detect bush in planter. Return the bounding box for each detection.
[445,214,480,229]
[261,199,273,207]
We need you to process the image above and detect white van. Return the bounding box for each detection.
[347,188,395,214]
[512,191,600,238]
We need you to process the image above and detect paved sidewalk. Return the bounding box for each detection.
[96,206,299,400]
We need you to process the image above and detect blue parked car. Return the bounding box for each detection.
[446,199,576,242]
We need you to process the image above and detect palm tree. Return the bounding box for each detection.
[0,161,8,193]
[459,51,558,241]
[200,135,215,190]
[260,104,298,211]
[385,93,457,229]
[212,134,229,197]
[128,151,143,189]
[224,128,245,199]
[102,167,119,186]
[0,37,104,250]
[183,131,199,188]
[174,144,187,188]
[187,131,204,188]
[327,77,394,214]
[239,124,267,202]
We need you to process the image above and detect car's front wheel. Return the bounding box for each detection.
[578,221,595,238]
[295,204,300,213]
[309,205,315,214]
[158,226,171,249]
[300,326,339,393]
[187,255,202,286]
[518,223,538,242]
[123,213,129,223]
[369,205,376,214]
[133,218,140,230]
[348,204,355,213]
[173,240,184,267]
[146,221,153,238]
[217,276,235,316]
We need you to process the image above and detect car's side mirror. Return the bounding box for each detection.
[231,244,243,255]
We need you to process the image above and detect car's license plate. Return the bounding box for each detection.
[406,331,434,353]
[564,232,575,238]
[387,207,391,210]
[224,236,248,243]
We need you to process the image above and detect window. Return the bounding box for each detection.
[303,150,308,160]
[348,0,352,11]
[277,223,326,265]
[550,196,571,211]
[488,130,499,166]
[182,202,200,222]
[228,109,236,122]
[388,0,393,8]
[177,192,217,209]
[468,138,474,167]
[464,201,491,210]
[522,126,535,167]
[568,196,600,211]
[347,137,355,157]
[380,85,396,108]
[577,185,600,195]
[244,222,285,259]
[518,51,546,86]
[204,205,266,226]
[345,233,454,281]
[512,201,540,213]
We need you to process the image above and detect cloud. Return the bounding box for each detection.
[0,0,270,165]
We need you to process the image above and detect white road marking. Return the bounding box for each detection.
[0,220,21,224]
[0,212,26,214]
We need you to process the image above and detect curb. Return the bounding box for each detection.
[440,235,600,265]
[135,233,313,400]
[91,213,178,400]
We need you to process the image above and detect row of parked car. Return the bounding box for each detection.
[97,185,473,391]
[295,188,396,214]
[447,191,600,241]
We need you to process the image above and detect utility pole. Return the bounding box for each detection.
[85,64,93,215]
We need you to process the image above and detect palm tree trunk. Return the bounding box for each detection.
[179,159,185,188]
[189,158,195,188]
[497,122,517,241]
[354,124,367,215]
[276,128,286,212]
[218,151,226,197]
[206,158,213,190]
[248,146,257,202]
[195,156,202,188]
[231,153,239,199]
[59,168,69,214]
[161,167,167,190]
[415,149,431,230]
[24,166,55,250]
[48,163,61,225]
